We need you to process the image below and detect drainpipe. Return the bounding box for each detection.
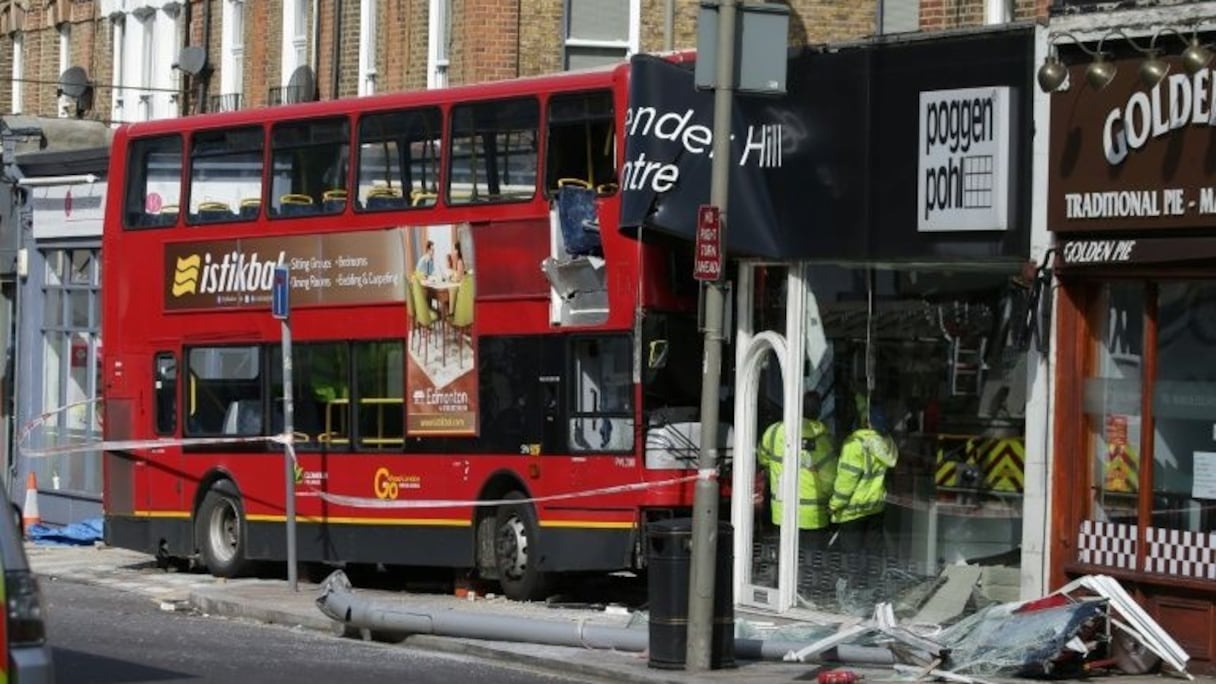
[311,0,321,89]
[331,0,342,99]
[181,0,193,113]
[315,570,886,663]
[664,0,673,51]
[984,0,1010,24]
[198,0,211,114]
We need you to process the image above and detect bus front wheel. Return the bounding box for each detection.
[494,492,551,602]
[197,488,251,578]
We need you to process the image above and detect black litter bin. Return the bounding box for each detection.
[646,518,736,670]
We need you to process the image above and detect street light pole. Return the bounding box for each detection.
[686,0,737,671]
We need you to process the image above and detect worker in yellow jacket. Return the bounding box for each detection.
[757,391,838,553]
[831,419,898,574]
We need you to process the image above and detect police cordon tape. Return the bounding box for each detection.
[16,401,713,509]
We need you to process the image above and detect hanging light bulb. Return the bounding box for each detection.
[1085,56,1117,90]
[1037,53,1068,93]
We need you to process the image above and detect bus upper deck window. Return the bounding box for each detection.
[269,118,351,218]
[545,91,616,196]
[124,135,183,229]
[187,127,264,225]
[356,107,442,211]
[448,98,538,205]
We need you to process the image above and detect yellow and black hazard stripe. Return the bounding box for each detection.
[935,435,1025,493]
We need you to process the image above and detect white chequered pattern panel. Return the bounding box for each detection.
[1077,520,1136,569]
[1145,527,1216,580]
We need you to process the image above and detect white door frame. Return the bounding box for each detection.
[731,262,809,613]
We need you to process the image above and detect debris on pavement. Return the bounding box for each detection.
[779,569,1190,681]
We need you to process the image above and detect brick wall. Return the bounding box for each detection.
[518,0,562,77]
[399,0,426,90]
[314,0,363,100]
[451,0,520,85]
[0,0,1054,121]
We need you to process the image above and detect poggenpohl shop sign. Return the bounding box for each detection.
[1048,56,1216,232]
[917,86,1011,232]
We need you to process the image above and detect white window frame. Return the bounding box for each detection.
[11,32,22,114]
[358,0,376,96]
[109,14,124,120]
[281,0,307,86]
[562,0,639,71]
[139,14,154,121]
[221,0,245,102]
[426,0,450,89]
[57,22,71,117]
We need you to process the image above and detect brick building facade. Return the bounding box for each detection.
[0,0,1048,124]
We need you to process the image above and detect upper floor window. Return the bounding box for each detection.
[427,0,450,89]
[356,107,442,210]
[448,98,538,205]
[880,0,920,34]
[124,135,183,228]
[220,0,245,107]
[57,23,70,117]
[282,0,308,81]
[269,118,350,217]
[187,127,264,225]
[564,0,637,70]
[358,0,377,96]
[11,33,22,114]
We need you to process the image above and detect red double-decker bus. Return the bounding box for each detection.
[101,62,721,600]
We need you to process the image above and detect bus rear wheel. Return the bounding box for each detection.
[197,488,251,578]
[494,492,550,602]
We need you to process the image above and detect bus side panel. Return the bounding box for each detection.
[537,527,636,572]
[244,521,475,567]
[106,514,193,558]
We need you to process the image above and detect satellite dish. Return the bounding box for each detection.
[57,66,91,99]
[285,65,317,104]
[173,46,208,76]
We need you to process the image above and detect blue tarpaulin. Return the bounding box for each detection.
[27,517,102,546]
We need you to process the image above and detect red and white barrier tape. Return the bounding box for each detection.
[18,402,717,509]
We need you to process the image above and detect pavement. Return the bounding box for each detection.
[24,542,1216,684]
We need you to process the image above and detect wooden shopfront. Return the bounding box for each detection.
[1047,44,1216,671]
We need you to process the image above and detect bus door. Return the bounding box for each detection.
[145,350,184,513]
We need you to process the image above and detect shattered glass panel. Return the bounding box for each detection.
[938,598,1109,677]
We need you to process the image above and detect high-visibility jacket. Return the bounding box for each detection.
[831,428,898,524]
[757,419,837,530]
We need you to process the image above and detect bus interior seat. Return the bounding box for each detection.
[223,399,263,436]
[554,184,602,257]
[195,201,233,223]
[239,198,261,219]
[410,190,437,207]
[365,187,406,210]
[279,194,318,216]
[322,189,348,212]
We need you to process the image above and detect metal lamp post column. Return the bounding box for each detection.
[686,0,738,671]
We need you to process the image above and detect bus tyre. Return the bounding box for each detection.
[494,491,550,602]
[198,488,251,578]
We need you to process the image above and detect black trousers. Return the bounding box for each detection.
[836,513,886,585]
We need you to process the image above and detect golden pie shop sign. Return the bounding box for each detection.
[1049,57,1216,232]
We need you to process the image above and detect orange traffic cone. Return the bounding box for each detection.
[22,472,40,537]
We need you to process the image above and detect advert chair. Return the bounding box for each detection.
[450,275,475,367]
[409,277,444,366]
